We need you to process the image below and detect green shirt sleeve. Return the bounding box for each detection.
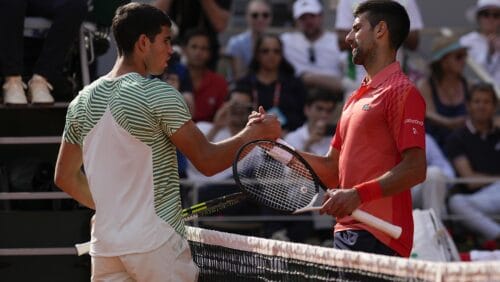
[63,96,82,145]
[149,82,191,137]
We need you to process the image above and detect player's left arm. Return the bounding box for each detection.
[378,147,426,197]
[353,86,427,204]
[379,86,427,196]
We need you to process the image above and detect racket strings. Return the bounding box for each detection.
[237,143,318,212]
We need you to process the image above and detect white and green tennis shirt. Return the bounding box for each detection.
[64,72,191,256]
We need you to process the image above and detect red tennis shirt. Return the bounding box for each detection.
[331,62,426,257]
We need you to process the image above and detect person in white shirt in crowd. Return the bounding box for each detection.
[284,88,337,155]
[460,0,500,89]
[335,0,424,86]
[411,134,455,220]
[281,0,347,98]
[225,0,273,80]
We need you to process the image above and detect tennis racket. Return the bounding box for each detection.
[233,139,402,239]
[75,192,247,255]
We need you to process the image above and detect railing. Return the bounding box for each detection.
[1,177,499,256]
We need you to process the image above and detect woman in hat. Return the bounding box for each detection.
[417,35,469,148]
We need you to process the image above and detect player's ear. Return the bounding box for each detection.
[136,34,150,53]
[375,21,387,39]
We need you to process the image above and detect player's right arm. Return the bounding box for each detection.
[171,107,281,176]
[54,141,95,209]
[300,146,340,189]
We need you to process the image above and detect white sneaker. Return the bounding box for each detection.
[28,75,54,104]
[2,77,28,105]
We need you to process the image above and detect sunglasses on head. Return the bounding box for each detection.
[478,10,500,19]
[250,12,270,19]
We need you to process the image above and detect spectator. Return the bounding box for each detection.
[460,0,500,89]
[180,29,228,122]
[284,88,337,155]
[186,87,254,182]
[0,0,88,105]
[236,34,307,132]
[417,35,469,149]
[335,0,423,85]
[186,86,261,218]
[153,0,231,70]
[446,83,500,245]
[225,0,272,80]
[412,134,455,220]
[281,0,346,97]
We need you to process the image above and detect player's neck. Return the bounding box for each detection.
[107,55,147,78]
[363,52,396,81]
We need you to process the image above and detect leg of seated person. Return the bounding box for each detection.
[26,0,87,102]
[421,166,448,220]
[0,0,26,76]
[449,182,500,240]
[411,166,448,220]
[0,0,28,104]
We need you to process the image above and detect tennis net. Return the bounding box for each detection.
[186,226,500,282]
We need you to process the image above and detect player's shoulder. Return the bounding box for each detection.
[125,75,182,100]
[389,71,419,93]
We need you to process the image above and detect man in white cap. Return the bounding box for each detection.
[460,0,500,89]
[281,0,347,98]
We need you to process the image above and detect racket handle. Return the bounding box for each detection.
[351,209,402,239]
[294,206,402,239]
[75,242,90,256]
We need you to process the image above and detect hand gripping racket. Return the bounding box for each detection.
[234,139,402,239]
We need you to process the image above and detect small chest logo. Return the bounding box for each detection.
[362,104,371,111]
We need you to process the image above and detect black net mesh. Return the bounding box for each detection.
[186,226,500,282]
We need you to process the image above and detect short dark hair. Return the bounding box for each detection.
[182,29,212,49]
[354,0,410,50]
[468,82,498,104]
[305,88,338,106]
[229,84,253,102]
[112,3,172,56]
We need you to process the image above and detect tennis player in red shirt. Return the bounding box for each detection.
[302,0,426,257]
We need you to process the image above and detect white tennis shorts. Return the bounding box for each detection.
[91,232,199,282]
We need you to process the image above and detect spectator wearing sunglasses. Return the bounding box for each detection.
[235,34,307,133]
[281,0,346,99]
[225,0,272,80]
[460,0,500,90]
[417,36,469,149]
